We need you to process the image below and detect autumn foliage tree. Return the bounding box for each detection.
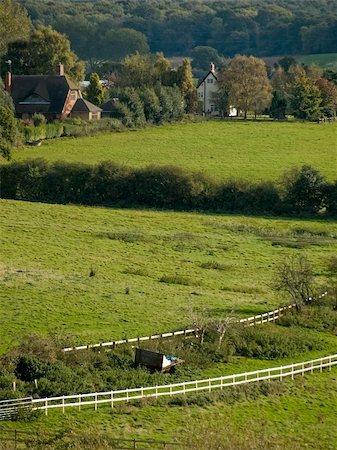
[219,55,272,119]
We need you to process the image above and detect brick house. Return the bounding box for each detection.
[5,64,102,121]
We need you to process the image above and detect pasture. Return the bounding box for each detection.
[11,121,337,182]
[1,199,336,352]
[299,53,337,70]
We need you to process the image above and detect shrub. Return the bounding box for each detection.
[281,165,327,214]
[32,113,46,127]
[15,356,48,382]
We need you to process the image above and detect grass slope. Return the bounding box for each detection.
[11,121,337,182]
[299,53,337,70]
[2,370,337,449]
[1,199,336,352]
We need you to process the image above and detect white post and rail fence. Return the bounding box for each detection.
[1,353,336,419]
[62,292,328,353]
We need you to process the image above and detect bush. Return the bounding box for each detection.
[32,113,46,127]
[281,165,327,214]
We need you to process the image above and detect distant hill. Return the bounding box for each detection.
[19,0,337,62]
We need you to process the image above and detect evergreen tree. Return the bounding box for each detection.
[138,87,161,124]
[86,73,105,106]
[290,74,323,120]
[270,91,287,119]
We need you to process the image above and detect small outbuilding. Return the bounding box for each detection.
[135,348,182,372]
[70,98,102,120]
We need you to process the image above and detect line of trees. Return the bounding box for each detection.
[1,161,336,217]
[214,55,337,120]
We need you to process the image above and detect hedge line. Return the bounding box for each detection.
[23,118,124,141]
[0,160,336,216]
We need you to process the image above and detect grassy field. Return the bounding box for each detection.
[299,53,337,70]
[11,121,337,182]
[2,369,337,449]
[1,199,336,352]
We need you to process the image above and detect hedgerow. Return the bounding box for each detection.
[0,161,335,217]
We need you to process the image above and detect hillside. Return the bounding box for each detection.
[12,121,337,182]
[1,199,336,352]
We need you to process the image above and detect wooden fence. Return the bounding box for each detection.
[62,292,328,353]
[25,353,337,416]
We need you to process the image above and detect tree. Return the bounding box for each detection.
[221,55,272,119]
[85,73,105,106]
[0,0,31,56]
[190,46,223,71]
[274,255,314,310]
[100,28,149,61]
[0,106,20,160]
[269,91,287,119]
[290,73,322,120]
[282,165,327,214]
[177,58,198,113]
[6,26,85,82]
[315,78,337,117]
[0,78,14,110]
[120,53,154,87]
[138,87,161,123]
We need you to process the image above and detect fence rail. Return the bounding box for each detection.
[62,292,328,352]
[24,353,337,416]
[0,397,33,421]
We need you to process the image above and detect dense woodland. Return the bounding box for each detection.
[18,0,337,63]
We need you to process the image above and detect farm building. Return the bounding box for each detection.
[4,64,102,121]
[197,63,237,117]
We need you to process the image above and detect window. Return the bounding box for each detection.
[210,78,213,83]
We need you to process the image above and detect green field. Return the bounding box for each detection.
[299,53,337,70]
[12,121,337,182]
[1,199,336,352]
[1,370,337,449]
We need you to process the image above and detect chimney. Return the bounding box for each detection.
[5,71,12,93]
[4,59,12,93]
[57,63,64,76]
[209,62,215,73]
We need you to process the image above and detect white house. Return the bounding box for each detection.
[197,63,237,117]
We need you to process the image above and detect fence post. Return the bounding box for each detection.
[126,389,129,402]
[111,392,114,408]
[62,396,65,414]
[280,368,283,381]
[95,393,98,411]
[320,359,323,373]
[302,363,305,376]
[291,364,294,380]
[329,357,332,371]
[45,400,48,416]
[78,396,81,411]
[209,379,211,392]
[170,386,172,396]
[133,438,136,449]
[311,361,314,375]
